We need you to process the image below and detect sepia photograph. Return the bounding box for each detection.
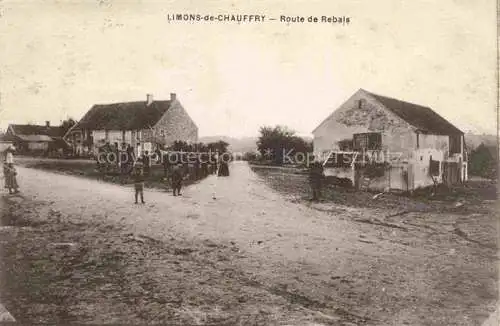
[0,0,498,325]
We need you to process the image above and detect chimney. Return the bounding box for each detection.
[45,121,50,127]
[170,93,177,101]
[146,94,154,106]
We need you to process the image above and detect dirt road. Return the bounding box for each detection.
[1,161,498,325]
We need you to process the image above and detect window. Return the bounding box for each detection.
[338,139,353,151]
[449,135,461,154]
[429,157,440,176]
[353,132,382,151]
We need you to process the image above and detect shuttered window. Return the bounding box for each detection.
[449,135,461,154]
[353,133,382,151]
[429,158,440,176]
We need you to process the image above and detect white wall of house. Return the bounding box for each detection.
[92,130,106,144]
[92,130,134,147]
[107,131,123,145]
[314,90,466,191]
[418,134,449,153]
[124,131,132,145]
[411,148,445,189]
[312,89,416,158]
[411,134,465,189]
[28,142,49,151]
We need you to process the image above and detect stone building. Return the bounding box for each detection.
[65,93,198,156]
[312,89,467,191]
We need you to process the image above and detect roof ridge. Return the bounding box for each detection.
[364,90,431,109]
[78,100,172,130]
[365,90,462,134]
[93,100,170,106]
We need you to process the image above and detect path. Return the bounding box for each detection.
[3,161,498,325]
[16,162,367,265]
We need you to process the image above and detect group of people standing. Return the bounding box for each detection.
[132,151,232,205]
[132,161,185,204]
[2,146,19,194]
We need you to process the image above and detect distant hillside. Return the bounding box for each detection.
[464,133,497,150]
[200,135,314,153]
[199,136,258,153]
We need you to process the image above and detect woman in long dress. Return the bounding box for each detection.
[3,163,19,194]
[217,152,230,177]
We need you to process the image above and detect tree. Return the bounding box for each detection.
[206,140,229,153]
[469,143,497,179]
[166,140,229,153]
[60,118,76,134]
[169,140,191,152]
[193,142,207,152]
[257,125,312,165]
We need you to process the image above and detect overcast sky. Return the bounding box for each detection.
[0,0,497,137]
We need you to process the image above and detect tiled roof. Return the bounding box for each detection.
[76,101,171,130]
[9,124,65,137]
[365,90,463,135]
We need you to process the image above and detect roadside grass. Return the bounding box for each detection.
[250,165,497,213]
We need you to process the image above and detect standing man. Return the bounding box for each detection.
[309,160,325,201]
[171,163,184,196]
[132,163,145,204]
[126,145,135,174]
[142,151,151,176]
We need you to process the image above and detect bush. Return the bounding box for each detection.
[257,125,312,165]
[469,143,497,179]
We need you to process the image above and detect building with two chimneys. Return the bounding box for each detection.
[65,93,198,156]
[312,89,467,192]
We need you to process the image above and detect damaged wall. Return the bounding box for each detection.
[313,89,416,158]
[313,89,460,191]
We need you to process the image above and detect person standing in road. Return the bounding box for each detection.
[126,145,135,174]
[309,160,325,201]
[132,163,145,204]
[142,151,151,176]
[171,163,184,196]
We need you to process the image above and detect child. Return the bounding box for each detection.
[132,163,145,204]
